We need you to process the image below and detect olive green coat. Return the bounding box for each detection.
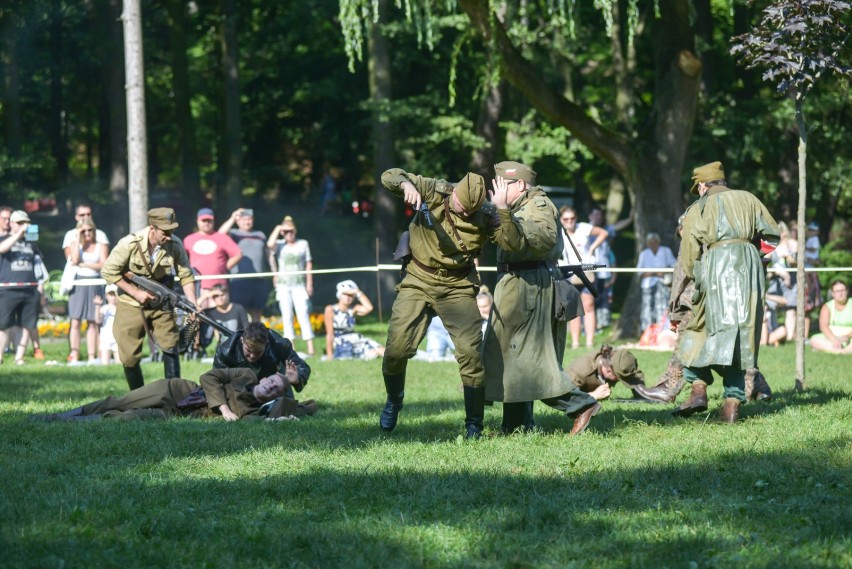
[675,186,779,369]
[483,188,574,402]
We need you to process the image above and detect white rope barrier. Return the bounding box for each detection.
[50,264,852,287]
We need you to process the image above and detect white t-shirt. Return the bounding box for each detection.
[274,239,312,287]
[637,246,677,289]
[561,222,595,264]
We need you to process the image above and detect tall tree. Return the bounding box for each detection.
[368,0,397,315]
[732,0,851,391]
[123,0,149,230]
[220,0,241,213]
[167,0,202,206]
[104,0,129,236]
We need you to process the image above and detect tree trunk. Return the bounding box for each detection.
[794,99,807,391]
[368,0,396,319]
[470,75,505,179]
[106,0,129,236]
[1,12,22,162]
[123,0,149,231]
[168,0,202,205]
[220,0,242,213]
[49,2,69,188]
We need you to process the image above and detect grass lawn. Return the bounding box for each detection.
[1,337,850,568]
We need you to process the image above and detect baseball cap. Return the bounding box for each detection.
[10,210,30,223]
[197,207,215,220]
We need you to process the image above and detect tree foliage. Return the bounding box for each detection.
[731,0,851,100]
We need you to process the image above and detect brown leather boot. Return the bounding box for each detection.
[671,381,708,417]
[569,402,601,436]
[746,368,772,401]
[719,398,740,423]
[632,384,674,403]
[654,356,687,399]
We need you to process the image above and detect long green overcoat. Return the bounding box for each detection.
[675,186,779,369]
[483,189,575,403]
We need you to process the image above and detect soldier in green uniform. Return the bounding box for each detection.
[101,208,197,390]
[379,168,499,438]
[484,161,600,436]
[671,161,779,422]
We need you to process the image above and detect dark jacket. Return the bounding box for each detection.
[213,329,310,398]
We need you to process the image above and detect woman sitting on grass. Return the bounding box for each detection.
[324,280,384,360]
[810,279,852,354]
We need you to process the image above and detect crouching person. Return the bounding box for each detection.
[32,365,315,422]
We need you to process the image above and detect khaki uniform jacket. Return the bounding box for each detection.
[675,187,779,369]
[101,228,195,308]
[483,188,574,402]
[200,367,267,419]
[382,169,492,286]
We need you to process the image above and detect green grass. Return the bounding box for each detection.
[1,340,850,568]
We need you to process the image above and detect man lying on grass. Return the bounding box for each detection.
[31,364,317,422]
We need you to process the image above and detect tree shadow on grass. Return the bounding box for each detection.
[2,440,848,568]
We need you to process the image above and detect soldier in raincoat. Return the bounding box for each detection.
[483,161,600,435]
[671,161,779,422]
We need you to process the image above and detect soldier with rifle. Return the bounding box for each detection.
[101,208,197,390]
[483,161,602,435]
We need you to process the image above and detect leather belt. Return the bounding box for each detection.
[709,238,752,250]
[497,260,548,273]
[410,256,473,278]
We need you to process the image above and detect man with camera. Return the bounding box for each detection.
[101,208,197,390]
[217,207,269,322]
[0,210,42,365]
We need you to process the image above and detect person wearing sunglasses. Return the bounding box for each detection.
[65,217,109,363]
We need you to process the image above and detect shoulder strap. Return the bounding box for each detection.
[443,196,469,253]
[135,239,154,276]
[560,222,584,262]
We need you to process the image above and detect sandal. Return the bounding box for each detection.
[67,351,79,363]
[15,359,25,366]
[33,348,45,360]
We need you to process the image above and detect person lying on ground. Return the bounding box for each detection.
[31,365,317,422]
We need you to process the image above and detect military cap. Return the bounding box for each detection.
[495,160,537,185]
[454,173,486,213]
[690,161,725,195]
[147,207,179,231]
[611,350,641,381]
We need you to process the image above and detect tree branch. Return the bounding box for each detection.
[457,0,632,178]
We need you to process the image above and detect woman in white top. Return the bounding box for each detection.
[559,206,608,348]
[267,215,315,356]
[67,217,108,362]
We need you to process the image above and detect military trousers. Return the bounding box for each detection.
[115,301,180,367]
[80,377,199,419]
[684,366,746,402]
[382,273,484,387]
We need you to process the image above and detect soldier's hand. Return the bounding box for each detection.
[132,288,155,306]
[401,182,422,209]
[490,176,510,209]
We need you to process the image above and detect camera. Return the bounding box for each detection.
[24,224,39,242]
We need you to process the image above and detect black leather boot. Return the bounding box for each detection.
[123,364,145,391]
[163,352,181,379]
[379,373,405,432]
[462,386,485,439]
[501,401,534,434]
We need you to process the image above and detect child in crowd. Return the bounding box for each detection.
[96,285,119,365]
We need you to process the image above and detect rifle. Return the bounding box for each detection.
[556,263,606,299]
[123,272,234,339]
